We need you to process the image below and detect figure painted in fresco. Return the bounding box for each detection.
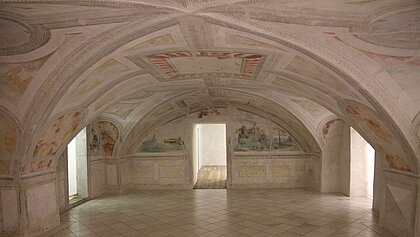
[139,135,184,152]
[89,126,100,154]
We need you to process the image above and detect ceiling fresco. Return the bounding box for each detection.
[0,0,419,176]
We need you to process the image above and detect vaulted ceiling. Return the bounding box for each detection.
[0,0,419,177]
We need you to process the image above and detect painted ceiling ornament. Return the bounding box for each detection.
[0,16,50,56]
[146,51,263,80]
[197,107,221,118]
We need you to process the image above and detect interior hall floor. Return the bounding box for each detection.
[194,165,227,189]
[45,189,391,237]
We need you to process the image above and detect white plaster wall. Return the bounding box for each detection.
[90,159,106,198]
[125,154,190,189]
[380,169,417,237]
[26,181,60,236]
[350,127,368,197]
[372,152,384,213]
[339,124,351,196]
[198,124,226,168]
[56,153,67,212]
[76,128,88,199]
[0,188,19,233]
[230,153,316,188]
[320,120,351,195]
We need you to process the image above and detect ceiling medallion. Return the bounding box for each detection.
[0,16,50,56]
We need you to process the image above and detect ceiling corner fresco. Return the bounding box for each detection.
[32,111,82,157]
[0,0,418,175]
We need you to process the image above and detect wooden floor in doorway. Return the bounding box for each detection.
[194,165,227,189]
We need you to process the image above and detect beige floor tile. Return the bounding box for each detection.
[46,189,387,237]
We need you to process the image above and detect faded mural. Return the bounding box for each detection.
[138,117,185,153]
[134,109,301,153]
[0,54,51,106]
[233,111,301,152]
[88,123,100,155]
[235,122,270,151]
[344,103,411,172]
[0,112,17,162]
[272,127,300,151]
[98,121,119,156]
[139,135,184,152]
[33,112,81,157]
[322,119,340,141]
[234,123,300,152]
[31,159,53,172]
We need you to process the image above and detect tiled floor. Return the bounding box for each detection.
[46,189,394,237]
[194,165,227,189]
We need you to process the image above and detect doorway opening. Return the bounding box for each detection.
[350,127,375,198]
[194,124,227,189]
[67,127,88,203]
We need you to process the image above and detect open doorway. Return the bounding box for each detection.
[194,124,227,189]
[67,128,88,204]
[350,127,375,198]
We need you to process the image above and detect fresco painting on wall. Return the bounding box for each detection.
[234,122,270,151]
[0,112,17,159]
[0,54,50,106]
[272,127,300,151]
[344,104,412,172]
[88,125,100,155]
[322,119,340,141]
[139,135,184,152]
[385,154,411,172]
[345,105,392,143]
[71,59,130,98]
[33,112,81,157]
[30,159,53,172]
[98,121,119,156]
[197,107,221,118]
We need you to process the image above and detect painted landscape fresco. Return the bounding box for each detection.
[271,127,300,151]
[138,118,185,153]
[234,124,300,152]
[139,135,184,152]
[233,111,301,152]
[235,122,270,151]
